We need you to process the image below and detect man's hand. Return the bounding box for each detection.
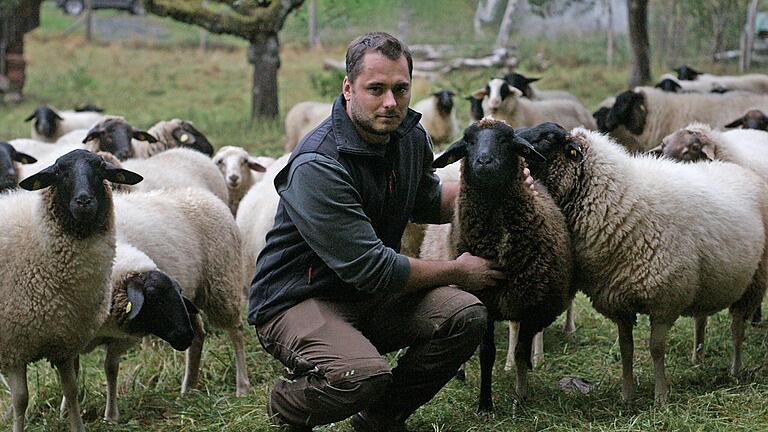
[455,252,506,291]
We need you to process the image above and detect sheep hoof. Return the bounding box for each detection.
[454,368,466,382]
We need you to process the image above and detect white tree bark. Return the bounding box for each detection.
[495,0,517,49]
[741,0,759,71]
[474,0,502,38]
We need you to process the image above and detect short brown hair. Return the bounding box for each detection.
[345,32,413,83]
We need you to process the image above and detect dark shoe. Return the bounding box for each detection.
[266,393,313,432]
[349,411,408,432]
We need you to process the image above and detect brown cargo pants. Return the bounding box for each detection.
[256,286,487,428]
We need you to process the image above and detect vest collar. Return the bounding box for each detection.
[331,94,422,157]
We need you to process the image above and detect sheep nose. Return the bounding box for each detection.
[74,194,93,207]
[477,155,493,166]
[228,175,239,182]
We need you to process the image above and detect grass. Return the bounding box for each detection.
[3,3,768,431]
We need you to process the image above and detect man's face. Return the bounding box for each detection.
[343,52,411,143]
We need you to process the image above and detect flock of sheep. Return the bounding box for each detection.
[1,63,768,431]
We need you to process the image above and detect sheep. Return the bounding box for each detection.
[725,109,768,131]
[473,78,596,130]
[24,104,106,142]
[603,87,768,152]
[504,72,580,102]
[466,94,485,122]
[522,123,768,405]
[655,75,729,94]
[421,119,575,412]
[131,118,215,158]
[673,64,768,93]
[121,147,229,204]
[82,117,157,161]
[0,149,142,432]
[236,153,290,291]
[60,242,197,423]
[0,141,36,193]
[283,101,332,153]
[212,145,272,214]
[593,96,616,133]
[413,90,459,146]
[112,187,250,396]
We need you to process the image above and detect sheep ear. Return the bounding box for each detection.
[433,139,467,168]
[701,142,716,161]
[19,166,57,190]
[103,165,143,185]
[247,157,267,172]
[126,283,145,321]
[565,142,584,162]
[525,77,541,84]
[133,130,158,143]
[514,136,545,162]
[646,144,664,157]
[172,127,196,145]
[23,111,37,122]
[724,118,743,128]
[13,151,37,164]
[471,88,487,99]
[183,297,199,315]
[509,86,524,98]
[82,130,102,144]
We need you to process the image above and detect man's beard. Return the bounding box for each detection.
[349,101,401,138]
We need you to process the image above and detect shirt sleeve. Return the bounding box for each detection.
[410,133,443,224]
[277,152,410,294]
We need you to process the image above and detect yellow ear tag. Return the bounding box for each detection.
[570,149,578,157]
[180,133,189,143]
[125,302,132,314]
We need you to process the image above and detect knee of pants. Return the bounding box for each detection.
[312,365,393,414]
[444,304,488,340]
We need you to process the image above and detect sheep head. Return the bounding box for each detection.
[517,122,584,206]
[0,142,36,193]
[654,78,682,93]
[674,64,702,81]
[83,117,156,161]
[434,118,543,197]
[725,110,768,131]
[433,90,456,117]
[213,146,267,190]
[473,78,523,118]
[605,90,646,135]
[654,127,715,162]
[24,105,63,139]
[503,72,541,99]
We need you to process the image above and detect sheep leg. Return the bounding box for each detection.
[477,319,496,413]
[6,366,28,432]
[616,318,635,402]
[454,363,466,381]
[55,357,85,432]
[504,321,519,371]
[532,331,544,368]
[514,324,537,401]
[692,316,707,365]
[649,321,671,405]
[730,308,747,377]
[228,325,251,396]
[59,355,80,418]
[182,313,206,395]
[104,341,131,422]
[562,301,576,334]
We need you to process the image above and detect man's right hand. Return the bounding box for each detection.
[455,252,506,292]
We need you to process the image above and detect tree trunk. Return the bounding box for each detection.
[627,0,651,87]
[85,0,93,41]
[741,0,759,72]
[248,32,280,119]
[495,0,517,49]
[308,0,320,49]
[474,0,501,39]
[605,0,613,67]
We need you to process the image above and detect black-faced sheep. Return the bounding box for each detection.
[24,104,107,142]
[466,94,485,122]
[504,72,580,102]
[672,64,768,93]
[413,90,459,146]
[426,119,575,411]
[0,141,36,193]
[82,117,157,161]
[131,118,215,158]
[725,109,768,131]
[523,123,768,405]
[1,150,141,432]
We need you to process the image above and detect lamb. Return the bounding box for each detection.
[504,72,580,102]
[673,64,768,93]
[25,104,106,142]
[725,109,768,131]
[0,141,36,192]
[113,187,250,396]
[603,87,768,152]
[473,78,596,130]
[131,118,215,158]
[60,243,197,423]
[212,145,272,214]
[0,150,142,432]
[284,101,332,152]
[522,123,768,405]
[236,153,290,290]
[421,119,575,412]
[413,90,459,146]
[121,147,229,204]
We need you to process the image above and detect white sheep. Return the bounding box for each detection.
[236,153,290,291]
[604,87,768,152]
[523,124,768,405]
[60,242,197,423]
[474,78,596,130]
[121,147,229,204]
[25,105,106,142]
[113,187,250,396]
[131,118,215,158]
[0,150,142,432]
[212,145,273,214]
[412,90,459,146]
[673,65,768,94]
[283,101,332,153]
[504,72,580,102]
